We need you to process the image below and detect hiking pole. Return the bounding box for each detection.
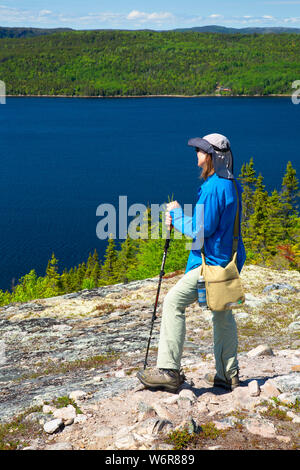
[143,225,173,370]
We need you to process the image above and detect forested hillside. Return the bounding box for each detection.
[0,26,72,39]
[0,30,299,96]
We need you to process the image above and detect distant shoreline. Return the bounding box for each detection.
[6,94,293,98]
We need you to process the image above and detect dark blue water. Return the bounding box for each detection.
[0,97,299,291]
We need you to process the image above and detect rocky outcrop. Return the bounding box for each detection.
[0,264,299,450]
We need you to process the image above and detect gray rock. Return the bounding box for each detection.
[244,418,276,438]
[244,293,265,308]
[263,283,297,293]
[265,295,290,304]
[176,417,201,434]
[68,390,86,402]
[287,321,300,332]
[277,392,300,405]
[213,417,238,429]
[273,373,300,394]
[53,405,76,425]
[95,426,114,438]
[178,388,196,402]
[43,418,63,434]
[234,312,250,320]
[248,380,260,397]
[247,344,274,358]
[43,442,73,450]
[291,339,300,349]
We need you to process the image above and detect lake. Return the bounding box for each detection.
[0,96,299,291]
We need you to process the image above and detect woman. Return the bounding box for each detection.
[137,133,247,393]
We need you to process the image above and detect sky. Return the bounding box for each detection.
[0,0,300,30]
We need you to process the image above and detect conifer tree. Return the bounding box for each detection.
[115,235,139,284]
[85,252,94,278]
[99,235,118,285]
[279,161,300,242]
[60,268,73,293]
[238,157,257,238]
[264,189,286,258]
[68,267,78,291]
[76,262,86,288]
[245,173,269,263]
[280,161,300,216]
[45,252,61,291]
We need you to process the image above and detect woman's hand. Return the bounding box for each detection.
[165,201,181,228]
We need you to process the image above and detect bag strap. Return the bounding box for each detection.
[232,179,240,258]
[201,179,240,262]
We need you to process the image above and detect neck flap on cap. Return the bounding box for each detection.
[202,133,234,180]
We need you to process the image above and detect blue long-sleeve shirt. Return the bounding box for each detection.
[170,173,247,274]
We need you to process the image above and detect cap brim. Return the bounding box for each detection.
[187,137,214,154]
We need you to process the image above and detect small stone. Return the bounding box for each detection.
[53,405,76,425]
[287,322,300,332]
[260,380,281,398]
[287,411,300,424]
[178,389,196,402]
[234,312,249,320]
[42,405,55,414]
[152,403,176,422]
[151,443,174,450]
[263,283,296,293]
[137,401,154,414]
[69,390,86,402]
[43,442,73,450]
[291,365,300,372]
[247,344,274,358]
[176,418,201,434]
[52,324,73,332]
[43,418,63,434]
[245,418,276,438]
[163,395,178,405]
[93,376,102,382]
[197,402,209,414]
[213,418,236,430]
[95,426,114,438]
[154,419,173,435]
[276,435,291,443]
[74,414,87,424]
[232,387,261,410]
[248,380,260,397]
[291,339,300,349]
[273,372,300,393]
[114,433,137,450]
[277,392,299,405]
[115,369,126,378]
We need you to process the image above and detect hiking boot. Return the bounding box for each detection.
[136,367,185,393]
[204,372,240,391]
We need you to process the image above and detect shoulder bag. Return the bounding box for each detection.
[200,179,245,311]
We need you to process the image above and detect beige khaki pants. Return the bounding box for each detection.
[156,266,239,381]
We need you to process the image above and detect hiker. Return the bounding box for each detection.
[137,133,247,393]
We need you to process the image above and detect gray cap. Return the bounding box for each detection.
[188,133,234,180]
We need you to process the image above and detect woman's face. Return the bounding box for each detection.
[196,148,210,168]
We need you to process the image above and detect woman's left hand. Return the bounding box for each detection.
[166,201,181,212]
[165,201,181,228]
